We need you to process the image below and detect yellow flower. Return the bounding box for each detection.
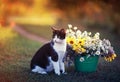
[104,54,117,62]
[66,36,76,46]
[72,44,80,53]
[73,44,79,51]
[77,38,85,46]
[81,48,86,53]
[113,54,117,57]
[72,43,86,53]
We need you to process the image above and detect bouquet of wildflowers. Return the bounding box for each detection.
[66,24,117,62]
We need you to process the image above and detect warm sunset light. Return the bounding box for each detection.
[0,0,120,82]
[0,26,16,41]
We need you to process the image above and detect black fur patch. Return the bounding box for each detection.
[52,29,66,39]
[30,42,58,69]
[30,28,66,70]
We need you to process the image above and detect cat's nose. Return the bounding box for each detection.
[54,40,58,42]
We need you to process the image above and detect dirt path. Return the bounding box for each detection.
[13,25,49,43]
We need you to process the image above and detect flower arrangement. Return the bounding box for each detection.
[66,24,117,62]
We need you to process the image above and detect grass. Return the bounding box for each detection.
[0,29,41,82]
[0,26,120,82]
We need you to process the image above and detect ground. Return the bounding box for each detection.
[0,25,120,82]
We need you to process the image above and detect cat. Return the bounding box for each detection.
[30,27,67,75]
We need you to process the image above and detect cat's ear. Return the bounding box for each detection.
[51,27,57,31]
[60,28,66,33]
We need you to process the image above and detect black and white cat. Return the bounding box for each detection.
[30,27,67,75]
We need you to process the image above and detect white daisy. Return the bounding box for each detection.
[80,57,85,62]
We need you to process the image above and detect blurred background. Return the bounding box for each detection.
[0,0,120,82]
[1,0,120,47]
[0,0,120,51]
[0,0,120,33]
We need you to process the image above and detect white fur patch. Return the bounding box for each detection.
[52,37,66,75]
[59,60,65,73]
[52,61,60,75]
[32,66,47,74]
[32,37,67,75]
[45,57,54,72]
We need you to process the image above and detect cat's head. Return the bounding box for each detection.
[51,27,66,44]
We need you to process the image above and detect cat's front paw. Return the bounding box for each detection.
[62,72,67,75]
[60,70,67,74]
[55,71,60,75]
[38,71,47,74]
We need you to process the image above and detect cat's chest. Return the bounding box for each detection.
[53,43,66,60]
[53,43,66,53]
